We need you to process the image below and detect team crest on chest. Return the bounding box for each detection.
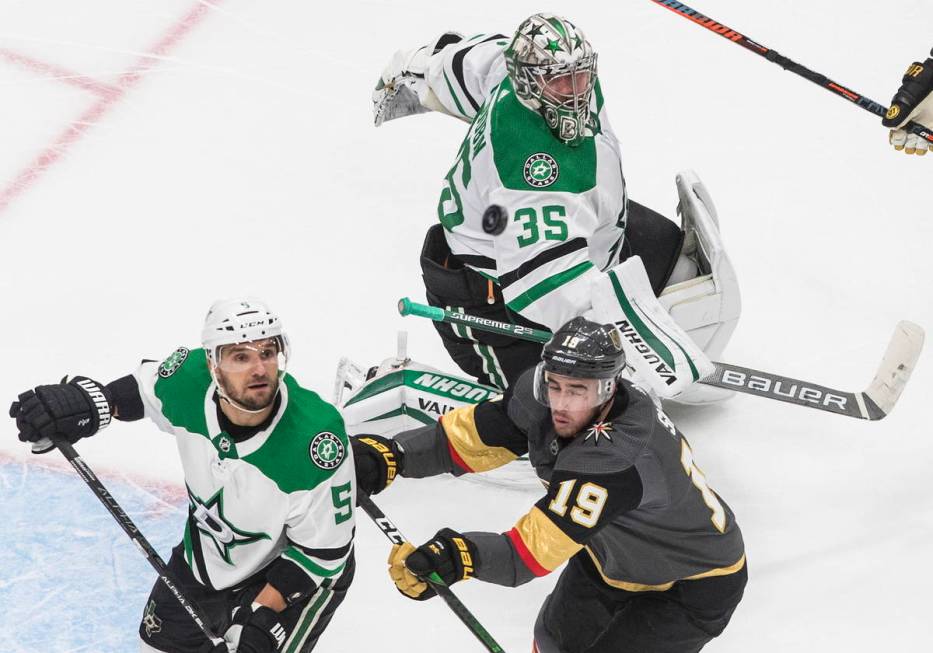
[310,431,345,469]
[584,421,613,445]
[158,347,189,378]
[524,152,559,188]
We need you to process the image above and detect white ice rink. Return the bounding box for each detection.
[0,1,931,651]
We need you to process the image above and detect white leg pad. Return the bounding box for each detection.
[336,355,501,437]
[589,256,715,400]
[659,170,742,404]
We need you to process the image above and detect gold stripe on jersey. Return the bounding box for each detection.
[513,506,583,573]
[585,548,746,592]
[442,405,518,472]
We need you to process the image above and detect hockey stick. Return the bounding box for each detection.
[44,435,228,650]
[647,0,933,145]
[357,494,506,653]
[398,297,924,421]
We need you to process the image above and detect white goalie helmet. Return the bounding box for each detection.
[201,297,290,372]
[505,13,597,146]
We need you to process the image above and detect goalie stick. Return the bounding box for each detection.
[358,494,506,653]
[647,0,933,145]
[397,298,924,421]
[41,435,228,650]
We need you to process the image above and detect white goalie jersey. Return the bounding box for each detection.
[424,35,629,331]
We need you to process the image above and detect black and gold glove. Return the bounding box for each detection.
[350,434,400,497]
[387,528,478,601]
[882,48,933,155]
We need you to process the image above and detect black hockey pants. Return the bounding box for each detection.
[535,553,747,653]
[138,544,354,652]
[420,201,683,389]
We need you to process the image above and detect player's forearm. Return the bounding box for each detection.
[464,531,539,587]
[105,374,144,421]
[394,423,456,478]
[254,583,287,612]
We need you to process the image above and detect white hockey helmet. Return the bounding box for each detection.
[505,13,597,146]
[201,298,290,371]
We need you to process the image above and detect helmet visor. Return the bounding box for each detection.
[215,336,288,376]
[532,363,615,410]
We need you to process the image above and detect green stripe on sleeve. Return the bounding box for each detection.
[284,547,346,578]
[506,261,594,313]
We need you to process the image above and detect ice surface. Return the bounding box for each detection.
[0,1,931,651]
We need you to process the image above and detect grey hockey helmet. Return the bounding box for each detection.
[533,316,625,408]
[201,297,290,371]
[505,13,597,146]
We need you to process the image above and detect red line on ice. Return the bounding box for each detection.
[0,450,187,507]
[0,48,119,97]
[0,0,221,215]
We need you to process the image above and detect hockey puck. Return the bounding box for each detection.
[482,205,508,235]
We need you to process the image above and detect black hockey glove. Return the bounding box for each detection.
[350,434,400,497]
[234,603,289,653]
[9,377,113,454]
[882,48,933,129]
[388,528,478,601]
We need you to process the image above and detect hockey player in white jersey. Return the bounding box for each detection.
[9,299,355,653]
[883,47,933,155]
[371,13,740,402]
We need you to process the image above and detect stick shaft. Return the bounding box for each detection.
[358,495,506,653]
[649,0,933,144]
[52,436,226,648]
[398,297,904,420]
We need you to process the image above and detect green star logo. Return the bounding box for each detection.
[158,347,189,378]
[188,486,270,565]
[531,160,552,180]
[309,431,345,470]
[546,39,562,53]
[523,152,560,187]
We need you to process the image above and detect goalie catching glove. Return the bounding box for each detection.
[882,48,933,155]
[387,528,478,600]
[372,32,464,126]
[9,376,112,453]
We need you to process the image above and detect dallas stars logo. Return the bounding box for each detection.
[523,152,559,187]
[158,347,189,378]
[584,421,613,445]
[142,600,162,636]
[188,486,270,565]
[310,431,345,470]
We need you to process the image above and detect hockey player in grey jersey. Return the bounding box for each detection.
[372,13,741,400]
[9,299,355,653]
[353,317,746,652]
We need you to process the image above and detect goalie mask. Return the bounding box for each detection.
[505,13,597,146]
[533,317,626,410]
